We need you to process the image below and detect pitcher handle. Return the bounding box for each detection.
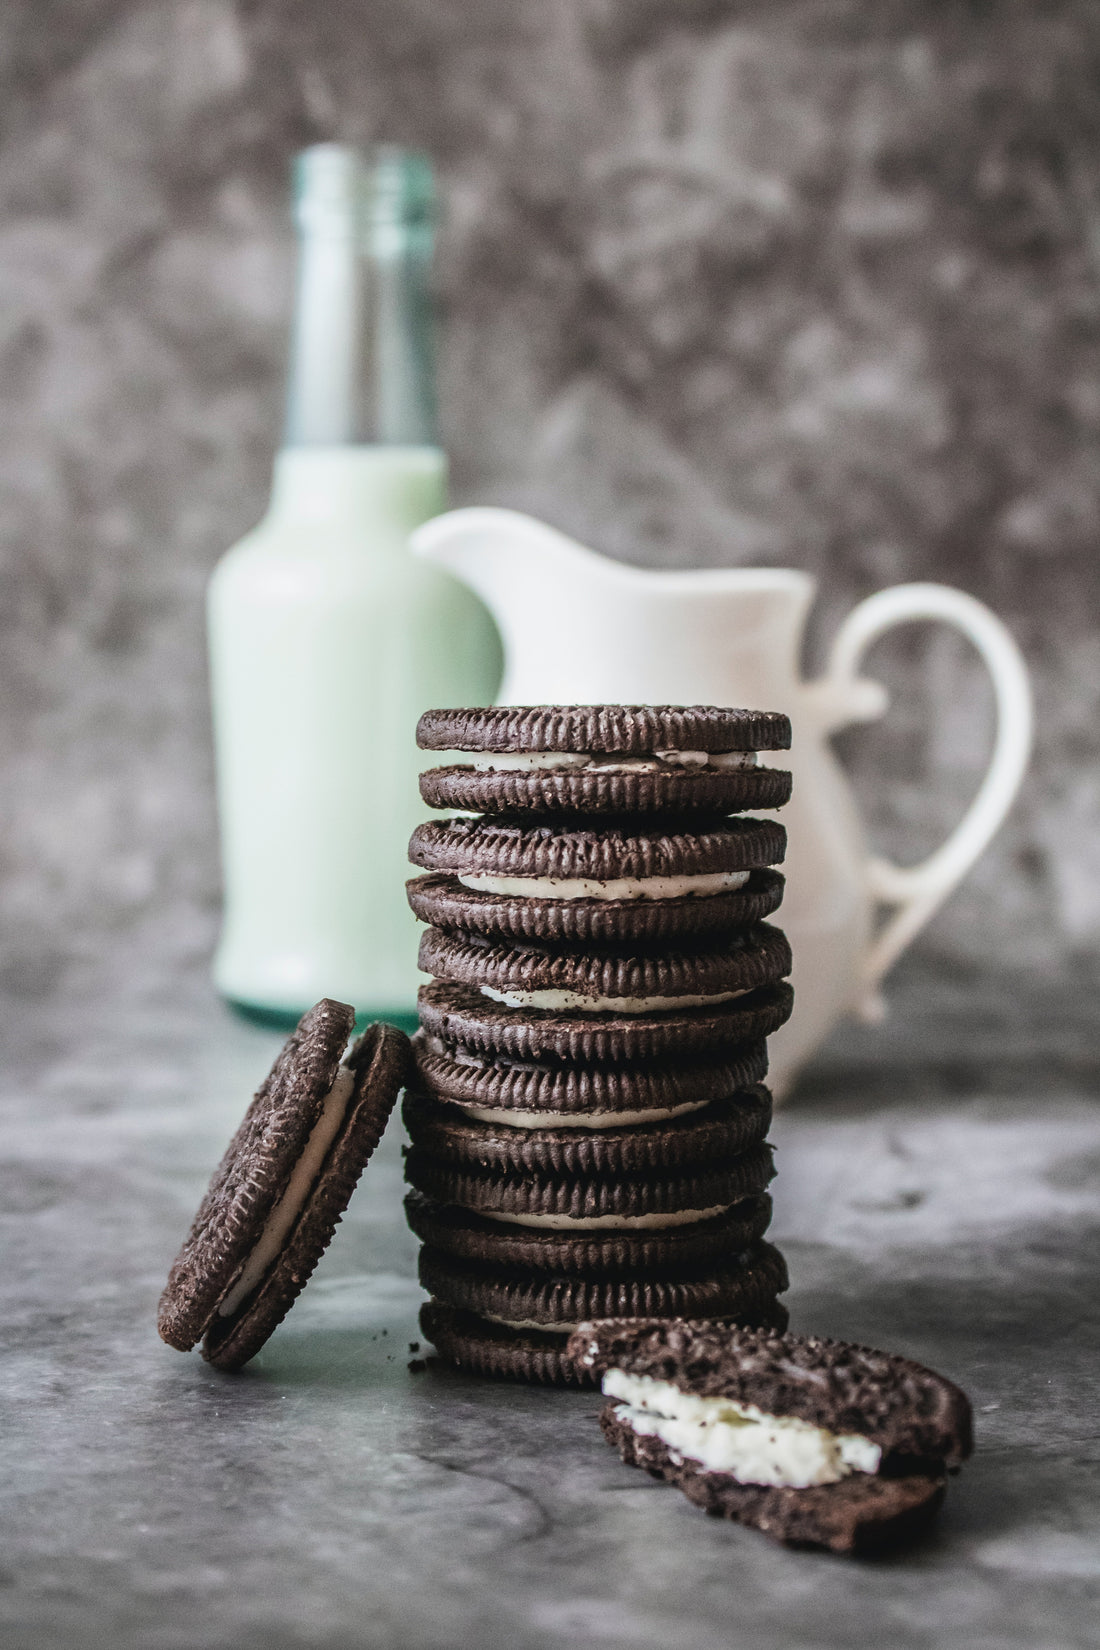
[823,582,1032,1019]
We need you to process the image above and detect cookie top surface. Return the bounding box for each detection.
[418,764,792,818]
[418,923,791,1005]
[406,868,786,947]
[417,978,794,1063]
[410,1030,770,1115]
[158,1006,409,1361]
[405,1188,775,1275]
[419,1242,789,1330]
[402,1087,773,1176]
[409,816,787,880]
[569,1320,973,1467]
[404,1140,775,1222]
[417,705,791,754]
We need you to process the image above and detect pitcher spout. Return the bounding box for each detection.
[411,507,608,611]
[410,505,816,706]
[412,507,642,703]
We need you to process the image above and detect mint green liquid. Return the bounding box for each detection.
[209,445,500,1021]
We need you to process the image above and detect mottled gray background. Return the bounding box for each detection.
[1,0,1098,1061]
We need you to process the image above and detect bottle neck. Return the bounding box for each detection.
[267,446,446,531]
[282,146,438,448]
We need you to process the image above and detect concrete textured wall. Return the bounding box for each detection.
[0,1,1097,1034]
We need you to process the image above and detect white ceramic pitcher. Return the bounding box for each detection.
[410,508,1032,1094]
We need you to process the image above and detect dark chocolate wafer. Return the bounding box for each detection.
[420,1241,789,1333]
[411,1032,769,1116]
[404,1141,774,1223]
[409,814,786,882]
[417,978,794,1064]
[419,923,791,1005]
[420,762,791,816]
[416,705,791,755]
[405,1188,774,1274]
[402,1088,773,1176]
[407,868,785,945]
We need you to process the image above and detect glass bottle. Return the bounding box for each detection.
[208,144,500,1028]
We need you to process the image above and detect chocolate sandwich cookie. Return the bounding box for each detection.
[417,978,794,1064]
[404,1140,774,1225]
[570,1320,973,1553]
[405,1188,775,1274]
[420,762,791,817]
[418,924,791,1013]
[417,705,792,755]
[410,814,789,961]
[416,705,789,814]
[402,1087,773,1176]
[406,868,785,946]
[411,1032,769,1118]
[158,1002,409,1371]
[420,1242,789,1337]
[408,811,788,891]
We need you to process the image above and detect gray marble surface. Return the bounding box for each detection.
[3,965,1098,1650]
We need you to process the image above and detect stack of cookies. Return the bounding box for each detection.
[402,705,795,1384]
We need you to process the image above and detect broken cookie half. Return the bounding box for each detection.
[568,1318,973,1554]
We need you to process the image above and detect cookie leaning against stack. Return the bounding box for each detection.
[404,705,795,1385]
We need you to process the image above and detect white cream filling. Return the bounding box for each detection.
[462,749,758,773]
[462,1098,711,1130]
[423,1037,489,1067]
[603,1372,882,1488]
[483,1315,575,1335]
[479,1203,728,1231]
[658,750,758,769]
[217,1065,355,1319]
[480,984,749,1014]
[456,870,751,902]
[422,1037,548,1077]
